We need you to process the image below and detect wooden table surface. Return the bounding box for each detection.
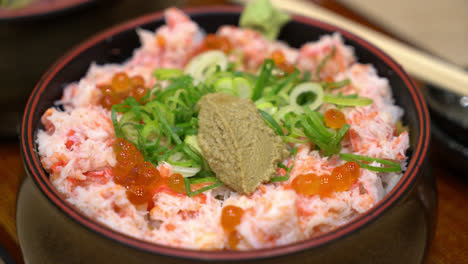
[0,0,466,263]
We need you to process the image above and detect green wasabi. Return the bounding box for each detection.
[239,0,291,40]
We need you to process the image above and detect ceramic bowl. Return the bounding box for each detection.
[19,6,435,264]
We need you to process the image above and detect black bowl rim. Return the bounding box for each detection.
[20,5,431,261]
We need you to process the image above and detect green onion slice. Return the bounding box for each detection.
[315,46,336,78]
[273,105,300,123]
[271,69,300,95]
[111,107,123,138]
[213,76,253,99]
[184,172,223,197]
[339,153,402,172]
[153,68,183,80]
[251,59,275,101]
[322,79,351,90]
[289,82,324,112]
[171,165,201,178]
[324,93,373,106]
[234,77,253,99]
[184,50,228,83]
[270,148,298,182]
[259,109,284,137]
[184,135,203,156]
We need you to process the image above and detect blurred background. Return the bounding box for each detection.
[0,0,466,263]
[1,0,467,138]
[1,0,466,137]
[341,0,467,67]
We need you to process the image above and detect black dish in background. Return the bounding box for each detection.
[0,0,185,139]
[422,83,468,174]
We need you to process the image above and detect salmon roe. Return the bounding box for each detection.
[193,34,232,56]
[156,35,166,47]
[228,231,243,250]
[221,205,244,250]
[319,174,336,197]
[99,72,148,109]
[324,108,346,129]
[221,205,244,233]
[270,49,295,73]
[112,138,161,205]
[292,162,360,197]
[291,173,320,196]
[167,173,185,194]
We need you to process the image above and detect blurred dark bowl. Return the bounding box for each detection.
[18,6,435,264]
[422,84,468,174]
[0,0,183,138]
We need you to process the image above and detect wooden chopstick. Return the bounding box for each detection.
[231,0,468,96]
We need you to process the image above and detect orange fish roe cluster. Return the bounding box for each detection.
[292,161,360,197]
[270,49,295,73]
[99,72,148,109]
[167,173,185,194]
[324,108,346,129]
[192,33,232,57]
[228,231,243,250]
[156,35,166,48]
[221,205,245,250]
[113,138,161,205]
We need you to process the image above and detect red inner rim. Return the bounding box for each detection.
[21,6,430,261]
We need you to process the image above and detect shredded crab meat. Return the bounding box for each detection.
[36,8,410,250]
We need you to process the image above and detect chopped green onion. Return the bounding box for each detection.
[273,105,300,123]
[119,122,141,146]
[159,142,184,163]
[153,68,183,80]
[303,107,334,139]
[289,82,324,111]
[302,70,311,82]
[171,165,201,178]
[259,109,284,136]
[270,148,297,182]
[156,75,194,101]
[251,59,275,101]
[324,93,373,106]
[187,181,223,197]
[214,77,237,95]
[298,108,346,156]
[155,108,181,145]
[184,51,228,83]
[181,145,202,164]
[111,107,123,138]
[213,76,253,99]
[184,135,203,156]
[190,177,218,184]
[332,124,350,146]
[184,172,223,197]
[339,153,402,172]
[300,117,335,154]
[322,79,350,90]
[271,69,300,95]
[315,46,336,78]
[234,77,253,99]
